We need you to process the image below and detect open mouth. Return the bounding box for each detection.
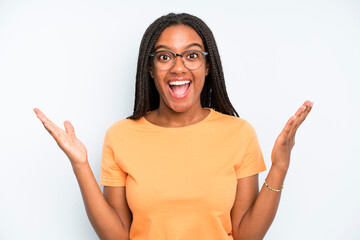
[168,80,191,99]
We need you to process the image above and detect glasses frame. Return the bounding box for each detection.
[149,49,209,70]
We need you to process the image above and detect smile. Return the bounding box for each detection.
[168,80,191,100]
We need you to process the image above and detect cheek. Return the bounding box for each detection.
[152,71,167,93]
[195,68,207,84]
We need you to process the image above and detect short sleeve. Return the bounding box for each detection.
[235,126,267,179]
[99,131,127,186]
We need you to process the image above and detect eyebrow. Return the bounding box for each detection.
[153,43,204,52]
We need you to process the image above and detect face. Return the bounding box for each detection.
[150,24,209,113]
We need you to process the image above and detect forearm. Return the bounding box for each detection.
[234,166,287,240]
[72,162,128,240]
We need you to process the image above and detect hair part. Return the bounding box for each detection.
[127,13,239,119]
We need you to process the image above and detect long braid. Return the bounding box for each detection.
[128,13,239,119]
[186,15,238,116]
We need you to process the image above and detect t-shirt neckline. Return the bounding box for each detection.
[140,107,214,131]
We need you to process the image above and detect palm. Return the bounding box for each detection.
[271,101,313,170]
[34,108,87,165]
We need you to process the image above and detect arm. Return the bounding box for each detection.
[231,167,286,240]
[231,100,313,240]
[73,163,131,240]
[34,108,131,240]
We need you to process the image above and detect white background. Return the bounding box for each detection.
[1,0,359,239]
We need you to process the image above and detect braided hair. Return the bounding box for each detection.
[127,13,239,119]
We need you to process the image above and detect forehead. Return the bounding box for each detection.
[154,25,205,51]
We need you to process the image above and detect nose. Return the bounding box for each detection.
[170,55,187,74]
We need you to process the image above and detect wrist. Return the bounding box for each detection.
[265,165,288,190]
[271,162,289,174]
[71,159,90,174]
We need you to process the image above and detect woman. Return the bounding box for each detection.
[34,13,313,240]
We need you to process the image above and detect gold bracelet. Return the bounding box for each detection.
[264,181,284,192]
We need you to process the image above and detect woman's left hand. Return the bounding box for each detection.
[271,100,313,171]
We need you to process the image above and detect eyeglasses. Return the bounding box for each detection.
[149,49,208,70]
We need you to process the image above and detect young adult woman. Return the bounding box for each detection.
[34,13,313,240]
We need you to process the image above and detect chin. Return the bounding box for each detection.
[167,102,193,113]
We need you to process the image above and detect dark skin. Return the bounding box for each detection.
[147,25,210,127]
[34,24,313,239]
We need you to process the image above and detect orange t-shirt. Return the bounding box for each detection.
[100,108,266,240]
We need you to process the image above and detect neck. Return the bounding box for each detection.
[147,102,210,128]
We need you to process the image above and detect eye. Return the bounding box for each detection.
[156,52,173,62]
[186,51,199,60]
[159,55,170,61]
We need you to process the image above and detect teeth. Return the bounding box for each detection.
[169,80,190,86]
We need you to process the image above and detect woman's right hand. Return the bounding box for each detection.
[34,108,88,168]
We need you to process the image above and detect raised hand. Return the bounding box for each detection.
[271,100,313,171]
[33,108,88,168]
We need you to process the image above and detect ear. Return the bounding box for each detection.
[205,62,210,76]
[149,63,154,78]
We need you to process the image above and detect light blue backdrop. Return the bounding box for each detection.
[1,0,359,239]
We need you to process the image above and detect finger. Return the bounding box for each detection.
[34,108,50,124]
[33,108,62,137]
[34,108,56,129]
[281,115,297,136]
[290,101,309,133]
[292,101,314,134]
[64,120,76,138]
[297,101,313,125]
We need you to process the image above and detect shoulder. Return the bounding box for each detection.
[210,109,257,136]
[104,118,141,138]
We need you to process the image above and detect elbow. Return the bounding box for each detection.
[97,228,129,240]
[233,233,264,240]
[233,225,265,240]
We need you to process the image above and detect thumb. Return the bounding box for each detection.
[64,120,76,137]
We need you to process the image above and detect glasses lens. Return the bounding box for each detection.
[152,50,206,70]
[183,50,204,70]
[153,51,175,70]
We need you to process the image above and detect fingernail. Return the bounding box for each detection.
[310,102,314,107]
[301,106,306,112]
